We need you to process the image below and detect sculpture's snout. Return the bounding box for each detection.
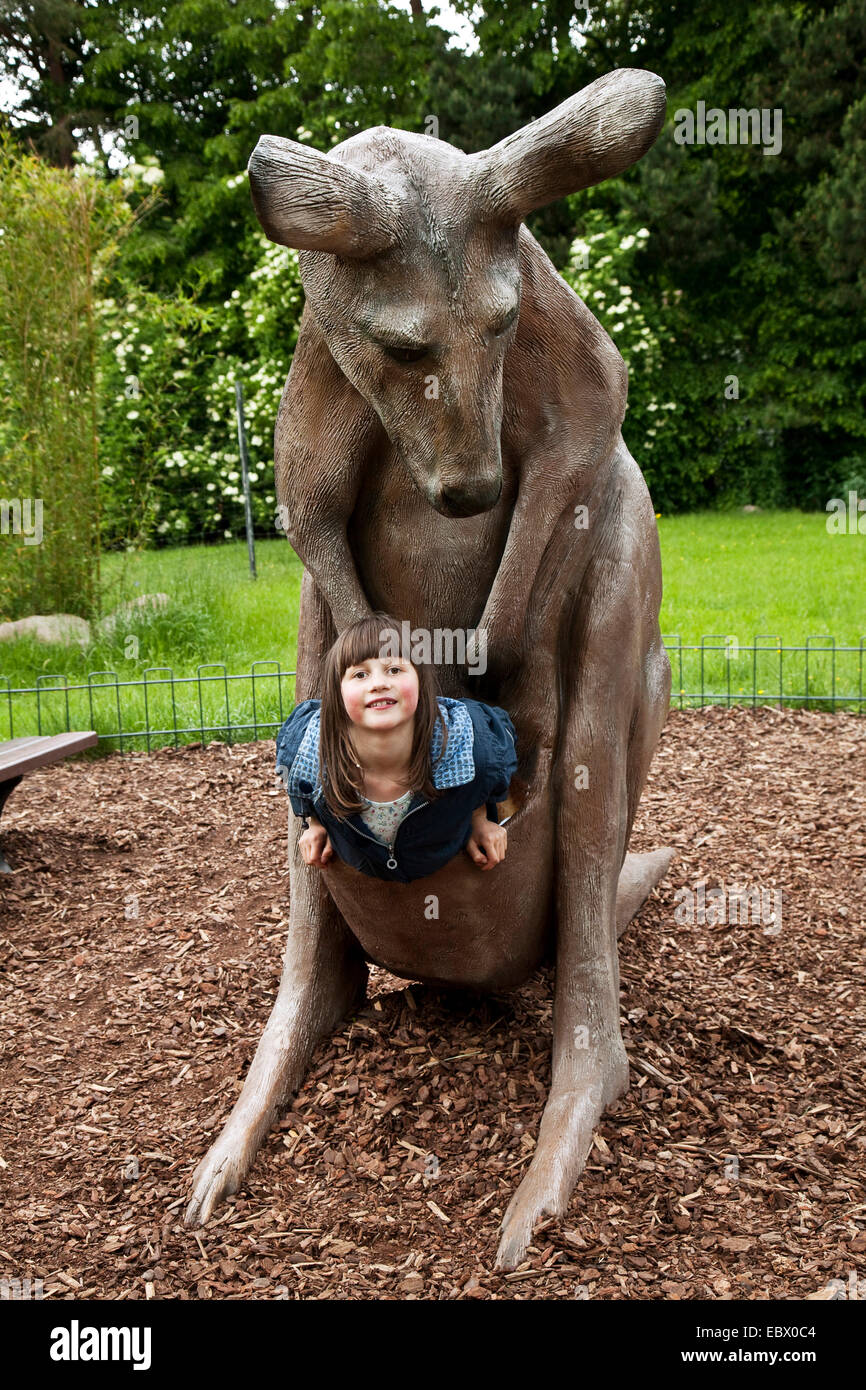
[436,475,502,517]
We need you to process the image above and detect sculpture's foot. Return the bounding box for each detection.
[616,847,675,939]
[184,1121,259,1228]
[494,1048,629,1271]
[183,926,368,1229]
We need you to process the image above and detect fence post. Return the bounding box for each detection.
[235,379,257,581]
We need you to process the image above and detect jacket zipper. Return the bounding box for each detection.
[380,798,428,869]
[304,701,511,871]
[314,788,428,872]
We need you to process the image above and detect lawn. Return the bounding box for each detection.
[657,509,864,646]
[1,510,863,744]
[0,540,305,748]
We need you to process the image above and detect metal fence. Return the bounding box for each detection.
[663,635,866,713]
[0,661,297,751]
[1,636,865,752]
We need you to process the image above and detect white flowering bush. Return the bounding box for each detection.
[97,284,217,545]
[562,212,681,485]
[98,176,304,546]
[198,229,304,536]
[566,222,661,372]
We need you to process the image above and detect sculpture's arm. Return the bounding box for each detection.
[274,312,379,633]
[480,234,627,678]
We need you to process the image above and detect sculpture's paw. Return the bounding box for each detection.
[494,1164,568,1272]
[494,1059,628,1272]
[184,1130,250,1228]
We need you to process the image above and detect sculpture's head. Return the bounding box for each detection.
[248,69,665,519]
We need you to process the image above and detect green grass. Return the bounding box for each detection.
[0,540,305,748]
[0,510,863,744]
[657,509,865,645]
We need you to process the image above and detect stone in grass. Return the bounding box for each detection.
[97,592,170,636]
[0,614,91,645]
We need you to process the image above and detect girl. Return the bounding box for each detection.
[275,612,518,884]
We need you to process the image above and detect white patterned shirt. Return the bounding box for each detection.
[358,788,416,846]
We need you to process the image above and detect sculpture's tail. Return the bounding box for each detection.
[616,848,675,938]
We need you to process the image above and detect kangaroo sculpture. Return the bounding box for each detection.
[185,68,675,1271]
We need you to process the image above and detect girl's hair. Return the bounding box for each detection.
[319,611,449,819]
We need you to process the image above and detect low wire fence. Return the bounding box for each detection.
[0,661,297,752]
[1,636,865,752]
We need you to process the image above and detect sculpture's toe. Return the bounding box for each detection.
[616,847,676,937]
[184,1133,248,1228]
[494,1166,567,1271]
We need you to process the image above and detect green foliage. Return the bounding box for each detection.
[96,241,217,546]
[1,0,864,533]
[0,134,129,620]
[96,219,303,546]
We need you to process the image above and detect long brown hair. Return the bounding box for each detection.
[319,612,450,819]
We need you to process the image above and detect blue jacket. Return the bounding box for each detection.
[275,696,518,883]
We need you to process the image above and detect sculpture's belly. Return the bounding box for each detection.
[348,444,515,635]
[320,782,553,991]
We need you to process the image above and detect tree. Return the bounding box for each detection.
[0,135,129,618]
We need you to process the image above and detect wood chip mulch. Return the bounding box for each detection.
[0,706,864,1301]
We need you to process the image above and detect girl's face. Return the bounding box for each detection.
[341,655,420,731]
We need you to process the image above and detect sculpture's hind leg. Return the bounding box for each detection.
[184,573,369,1227]
[495,532,671,1269]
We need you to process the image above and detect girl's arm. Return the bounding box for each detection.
[467,804,508,870]
[299,814,333,866]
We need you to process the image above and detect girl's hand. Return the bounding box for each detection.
[299,822,334,866]
[465,815,507,870]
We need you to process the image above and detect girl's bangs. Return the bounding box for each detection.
[337,617,410,672]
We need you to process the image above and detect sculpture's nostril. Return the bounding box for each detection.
[438,480,501,516]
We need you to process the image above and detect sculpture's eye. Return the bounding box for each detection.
[382,342,429,363]
[493,306,519,337]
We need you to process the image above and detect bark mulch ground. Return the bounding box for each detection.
[0,706,864,1301]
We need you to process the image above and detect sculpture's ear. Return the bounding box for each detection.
[247,135,400,257]
[473,69,666,221]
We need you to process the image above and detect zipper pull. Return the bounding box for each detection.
[386,841,397,870]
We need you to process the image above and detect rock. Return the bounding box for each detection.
[742,504,761,512]
[97,592,169,635]
[0,614,91,645]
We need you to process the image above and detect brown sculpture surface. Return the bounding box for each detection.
[185,68,675,1271]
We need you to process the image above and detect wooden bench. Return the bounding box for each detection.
[0,732,99,873]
